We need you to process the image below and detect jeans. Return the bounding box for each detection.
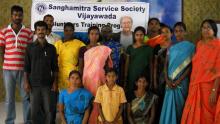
[30,86,51,124]
[3,70,31,124]
[50,91,58,124]
[35,90,58,124]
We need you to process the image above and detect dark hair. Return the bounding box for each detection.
[87,26,100,43]
[148,18,160,25]
[64,22,75,31]
[133,26,146,43]
[34,21,48,30]
[11,5,23,14]
[161,24,173,33]
[134,26,146,35]
[43,14,54,20]
[201,19,218,37]
[69,70,82,79]
[160,23,166,28]
[174,22,187,31]
[134,75,150,91]
[101,25,112,33]
[105,68,117,75]
[88,26,100,34]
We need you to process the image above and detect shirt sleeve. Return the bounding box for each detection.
[119,88,127,103]
[28,30,34,43]
[94,87,102,103]
[54,41,60,55]
[85,91,94,110]
[80,41,85,47]
[58,90,64,104]
[24,45,31,73]
[0,30,5,46]
[51,46,59,72]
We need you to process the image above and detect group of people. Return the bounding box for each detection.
[0,5,220,124]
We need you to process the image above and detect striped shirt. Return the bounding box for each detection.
[0,24,33,70]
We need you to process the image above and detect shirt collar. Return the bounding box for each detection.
[47,32,54,37]
[8,24,25,30]
[34,39,49,47]
[103,84,118,91]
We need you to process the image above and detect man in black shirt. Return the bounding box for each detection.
[24,21,58,124]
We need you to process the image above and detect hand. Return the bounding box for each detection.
[24,81,31,93]
[209,90,217,106]
[171,83,178,88]
[173,79,182,87]
[51,82,58,92]
[166,79,174,89]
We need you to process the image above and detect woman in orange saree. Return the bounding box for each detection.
[79,26,113,124]
[181,19,220,124]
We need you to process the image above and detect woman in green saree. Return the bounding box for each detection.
[125,26,153,95]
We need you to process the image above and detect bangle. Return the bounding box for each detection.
[212,88,216,92]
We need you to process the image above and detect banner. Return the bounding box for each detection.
[31,1,149,33]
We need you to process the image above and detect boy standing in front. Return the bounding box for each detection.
[94,68,127,124]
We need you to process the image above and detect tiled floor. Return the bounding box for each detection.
[0,102,61,124]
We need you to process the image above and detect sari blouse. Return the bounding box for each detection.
[190,39,220,85]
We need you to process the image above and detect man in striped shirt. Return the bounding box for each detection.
[0,5,32,124]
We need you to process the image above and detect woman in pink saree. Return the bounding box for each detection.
[79,26,112,124]
[83,46,112,95]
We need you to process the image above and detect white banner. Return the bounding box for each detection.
[31,0,149,32]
